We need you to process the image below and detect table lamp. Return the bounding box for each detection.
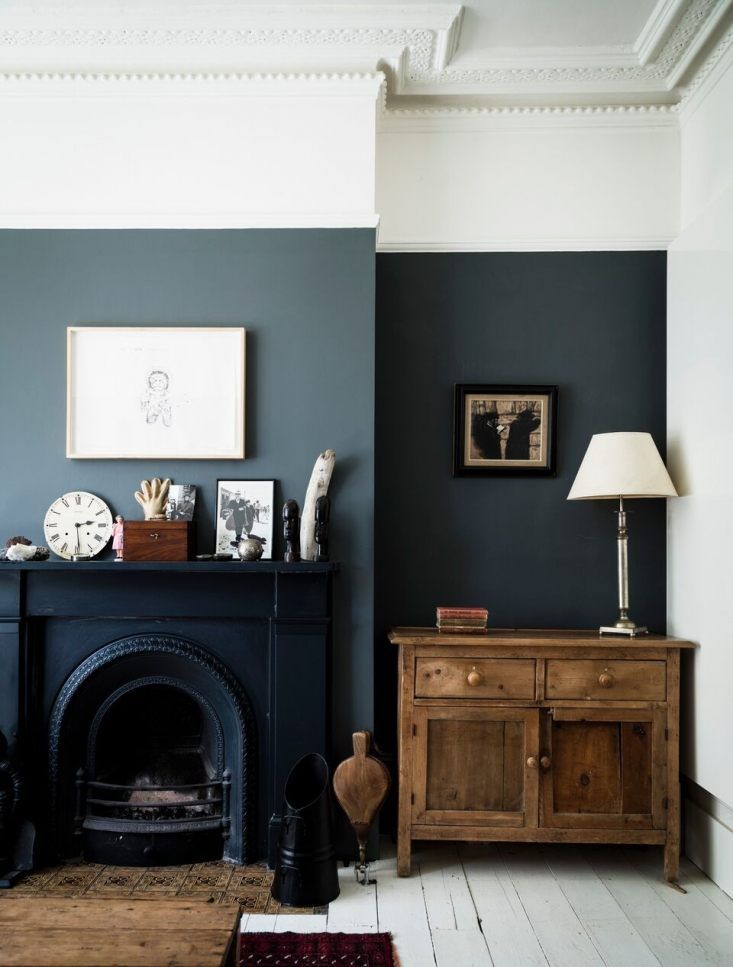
[567,432,677,636]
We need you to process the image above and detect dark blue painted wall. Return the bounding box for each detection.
[0,229,375,748]
[374,251,667,753]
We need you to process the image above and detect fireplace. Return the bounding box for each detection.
[0,560,335,870]
[51,634,254,866]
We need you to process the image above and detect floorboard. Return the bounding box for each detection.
[238,841,733,967]
[628,848,733,965]
[498,844,606,967]
[584,846,716,967]
[459,844,549,967]
[541,845,660,967]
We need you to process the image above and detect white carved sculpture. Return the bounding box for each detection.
[301,449,335,562]
[134,478,171,521]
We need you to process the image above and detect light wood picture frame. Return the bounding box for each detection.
[67,327,246,459]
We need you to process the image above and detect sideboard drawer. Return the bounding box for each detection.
[546,659,666,701]
[415,658,536,699]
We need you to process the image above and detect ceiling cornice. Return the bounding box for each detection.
[0,1,730,117]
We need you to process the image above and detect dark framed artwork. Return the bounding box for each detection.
[453,384,558,476]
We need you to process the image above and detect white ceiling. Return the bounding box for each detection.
[0,1,731,110]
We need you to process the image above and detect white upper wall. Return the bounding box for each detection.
[0,74,382,228]
[667,44,733,810]
[376,114,679,250]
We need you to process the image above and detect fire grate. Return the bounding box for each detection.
[78,771,231,838]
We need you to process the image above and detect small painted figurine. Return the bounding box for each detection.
[283,500,301,563]
[314,495,330,562]
[111,516,124,561]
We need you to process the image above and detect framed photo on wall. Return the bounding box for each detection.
[453,384,558,476]
[67,327,246,459]
[215,479,275,559]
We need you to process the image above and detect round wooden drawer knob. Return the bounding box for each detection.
[540,755,552,770]
[526,756,539,769]
[598,671,615,688]
[467,667,483,687]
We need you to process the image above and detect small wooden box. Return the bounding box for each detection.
[123,520,194,561]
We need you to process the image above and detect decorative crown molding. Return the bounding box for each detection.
[0,1,730,117]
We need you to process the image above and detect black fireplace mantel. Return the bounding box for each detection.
[0,560,337,868]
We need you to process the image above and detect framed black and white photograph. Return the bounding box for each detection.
[167,485,197,521]
[215,479,275,559]
[454,384,557,476]
[67,327,246,459]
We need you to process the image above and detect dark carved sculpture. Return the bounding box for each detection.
[283,500,301,563]
[314,495,330,562]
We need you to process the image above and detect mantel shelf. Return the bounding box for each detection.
[0,560,338,574]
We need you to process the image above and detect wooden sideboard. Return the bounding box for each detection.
[389,627,695,881]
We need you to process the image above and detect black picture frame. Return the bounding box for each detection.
[215,478,275,558]
[453,384,558,477]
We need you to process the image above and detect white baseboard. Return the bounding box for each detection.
[684,780,733,900]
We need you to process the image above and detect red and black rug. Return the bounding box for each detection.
[239,931,398,966]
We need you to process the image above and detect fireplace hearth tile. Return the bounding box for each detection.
[182,868,235,891]
[87,868,146,894]
[136,868,190,891]
[9,860,325,913]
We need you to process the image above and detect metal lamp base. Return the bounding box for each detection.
[599,498,650,638]
[599,624,648,637]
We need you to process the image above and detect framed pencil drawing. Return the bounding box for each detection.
[67,327,246,459]
[453,384,558,477]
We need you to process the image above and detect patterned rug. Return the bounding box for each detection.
[8,859,325,914]
[239,932,398,967]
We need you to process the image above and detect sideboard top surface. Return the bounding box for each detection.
[388,627,696,649]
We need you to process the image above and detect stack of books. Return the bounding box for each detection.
[436,606,489,634]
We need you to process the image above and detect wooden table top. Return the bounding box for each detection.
[388,627,696,648]
[0,897,240,967]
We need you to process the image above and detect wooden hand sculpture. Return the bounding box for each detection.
[134,478,171,521]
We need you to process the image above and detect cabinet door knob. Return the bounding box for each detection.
[598,671,614,688]
[526,756,539,769]
[540,755,552,770]
[466,667,483,687]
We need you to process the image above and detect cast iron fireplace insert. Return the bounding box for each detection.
[50,634,255,868]
[78,681,231,866]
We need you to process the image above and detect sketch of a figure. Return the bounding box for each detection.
[141,370,172,427]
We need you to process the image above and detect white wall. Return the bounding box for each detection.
[0,74,382,228]
[376,113,679,250]
[667,46,733,897]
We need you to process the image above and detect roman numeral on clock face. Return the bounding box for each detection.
[61,498,69,508]
[74,494,81,505]
[60,542,68,553]
[49,534,59,542]
[94,534,103,542]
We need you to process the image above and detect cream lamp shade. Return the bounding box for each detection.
[567,432,677,501]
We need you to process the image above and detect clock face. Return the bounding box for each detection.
[44,491,113,560]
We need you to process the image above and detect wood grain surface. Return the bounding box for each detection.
[0,898,240,967]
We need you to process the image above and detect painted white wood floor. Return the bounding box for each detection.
[241,841,733,967]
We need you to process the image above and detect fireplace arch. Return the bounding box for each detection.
[49,633,256,865]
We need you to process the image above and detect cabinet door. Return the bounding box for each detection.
[541,707,666,829]
[412,706,539,827]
